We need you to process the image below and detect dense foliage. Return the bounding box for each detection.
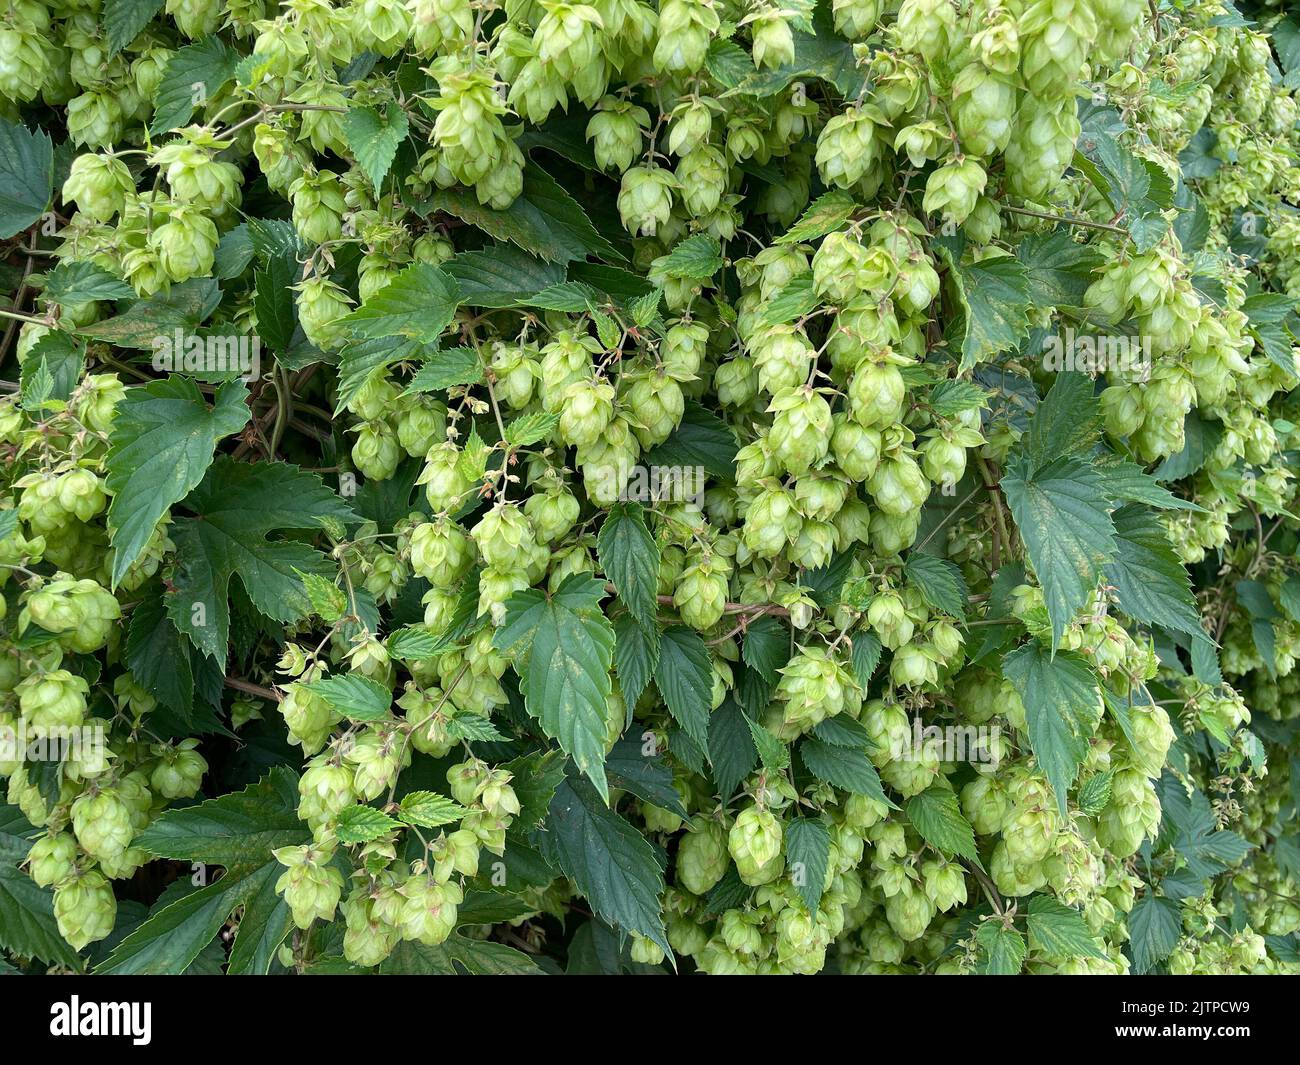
[1,0,1299,976]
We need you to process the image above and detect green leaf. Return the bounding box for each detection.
[298,570,347,624]
[1094,459,1201,511]
[504,749,567,831]
[42,261,134,306]
[105,377,251,588]
[1015,230,1102,309]
[429,162,620,264]
[101,770,307,974]
[247,217,305,264]
[975,921,1026,975]
[133,766,307,866]
[811,714,875,750]
[248,262,295,356]
[19,360,53,413]
[654,625,713,752]
[1276,16,1300,86]
[1154,410,1221,482]
[597,503,660,630]
[936,241,1032,372]
[799,738,895,807]
[403,347,484,394]
[344,103,409,190]
[757,274,819,326]
[126,589,195,719]
[629,288,662,327]
[225,865,294,975]
[386,625,437,661]
[343,263,460,343]
[785,818,831,912]
[1127,893,1182,974]
[613,612,659,707]
[644,400,738,480]
[1026,895,1107,959]
[151,36,241,135]
[0,816,80,967]
[746,712,791,772]
[541,776,669,954]
[396,791,467,829]
[381,933,544,975]
[708,700,758,798]
[76,278,222,350]
[776,190,856,245]
[503,410,560,447]
[1278,577,1300,624]
[1023,372,1101,471]
[1076,770,1113,816]
[741,615,790,684]
[305,674,393,722]
[850,631,882,688]
[443,244,567,308]
[1001,455,1117,650]
[494,576,616,800]
[605,736,688,816]
[104,0,164,56]
[167,458,355,658]
[928,380,989,419]
[335,805,402,843]
[906,786,979,863]
[0,120,52,239]
[656,233,723,280]
[904,553,968,622]
[723,30,862,98]
[20,331,84,406]
[98,863,276,975]
[1074,138,1174,252]
[1002,643,1101,816]
[446,715,505,742]
[1106,506,1202,637]
[704,37,757,89]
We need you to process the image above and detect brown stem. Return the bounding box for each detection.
[224,676,282,702]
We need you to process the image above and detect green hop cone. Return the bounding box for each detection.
[729,805,784,885]
[677,817,729,895]
[399,876,462,945]
[298,757,356,829]
[53,870,117,951]
[149,204,219,282]
[16,668,88,729]
[673,554,729,630]
[27,832,78,889]
[274,844,345,929]
[558,377,616,448]
[470,502,536,570]
[768,386,833,476]
[149,738,208,799]
[617,165,677,236]
[777,645,855,732]
[587,96,650,173]
[351,420,402,481]
[409,518,473,586]
[63,154,135,222]
[71,788,134,861]
[419,440,473,512]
